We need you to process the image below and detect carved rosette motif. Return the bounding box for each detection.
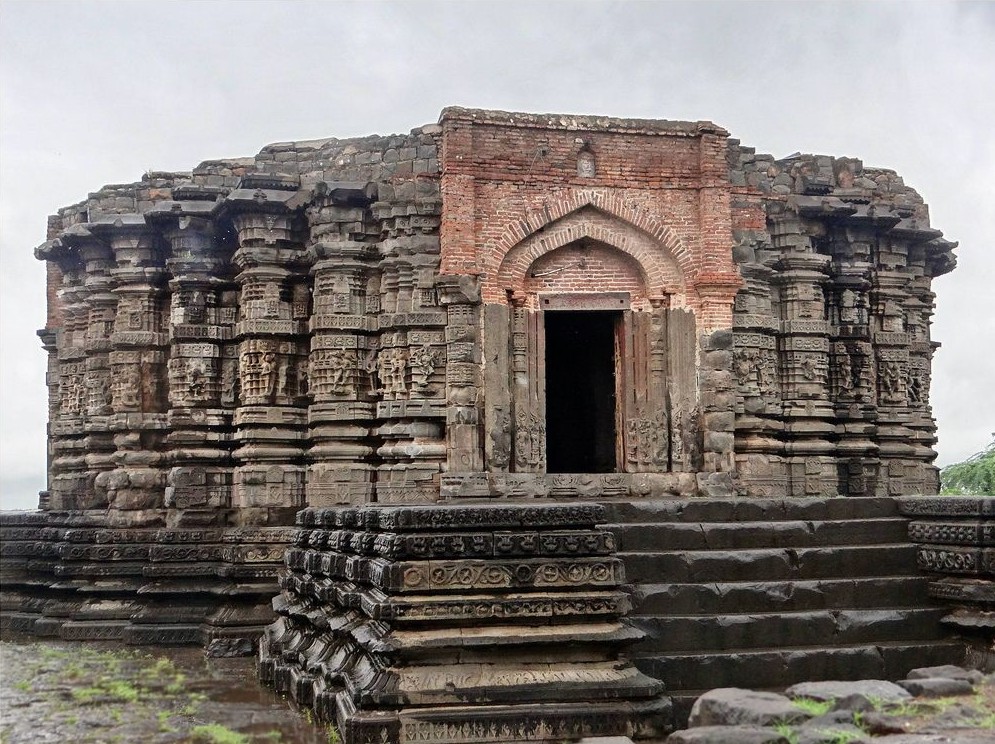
[901,496,995,641]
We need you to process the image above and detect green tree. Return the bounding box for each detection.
[940,436,995,495]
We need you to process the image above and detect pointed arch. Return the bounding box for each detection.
[490,191,696,282]
[491,205,687,302]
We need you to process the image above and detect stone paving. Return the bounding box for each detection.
[0,640,325,744]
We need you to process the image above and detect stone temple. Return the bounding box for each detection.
[4,108,987,742]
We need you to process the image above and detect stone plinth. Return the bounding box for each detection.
[900,496,995,662]
[259,501,673,743]
[0,510,287,654]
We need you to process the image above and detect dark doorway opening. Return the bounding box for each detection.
[544,311,619,473]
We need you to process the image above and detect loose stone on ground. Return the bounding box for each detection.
[664,666,995,743]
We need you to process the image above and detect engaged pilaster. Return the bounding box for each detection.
[94,216,170,513]
[305,183,380,506]
[770,208,836,497]
[223,175,309,525]
[149,188,234,520]
[36,238,91,510]
[372,190,447,504]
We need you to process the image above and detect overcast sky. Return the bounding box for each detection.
[1,1,992,510]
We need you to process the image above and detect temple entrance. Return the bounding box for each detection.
[544,310,619,473]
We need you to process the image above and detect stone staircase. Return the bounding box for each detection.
[603,496,967,724]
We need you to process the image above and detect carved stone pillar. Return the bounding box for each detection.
[225,177,308,526]
[305,184,380,506]
[94,218,169,513]
[871,210,946,496]
[438,275,483,474]
[771,213,836,497]
[79,235,118,509]
[149,193,234,521]
[37,327,59,510]
[373,205,447,504]
[829,217,881,496]
[621,299,671,475]
[872,260,915,496]
[509,297,546,475]
[44,247,90,510]
[733,260,786,497]
[904,237,950,495]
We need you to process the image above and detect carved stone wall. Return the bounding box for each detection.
[727,146,956,498]
[6,126,445,648]
[259,502,673,743]
[5,108,955,652]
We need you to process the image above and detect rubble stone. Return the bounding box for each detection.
[687,688,809,727]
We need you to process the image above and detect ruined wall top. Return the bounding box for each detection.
[440,106,728,137]
[33,107,958,508]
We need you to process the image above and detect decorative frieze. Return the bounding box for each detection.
[900,496,995,649]
[260,502,673,743]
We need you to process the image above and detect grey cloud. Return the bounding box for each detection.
[2,0,992,509]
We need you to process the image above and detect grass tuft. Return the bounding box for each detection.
[190,723,250,744]
[791,697,834,717]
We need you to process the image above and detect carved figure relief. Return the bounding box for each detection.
[360,348,379,394]
[735,347,778,401]
[757,350,779,400]
[514,410,545,471]
[734,348,758,392]
[409,344,439,392]
[310,349,357,398]
[221,357,240,406]
[297,363,308,399]
[238,341,297,404]
[377,348,407,395]
[834,352,853,396]
[189,359,209,401]
[878,360,906,405]
[670,405,700,468]
[625,408,668,467]
[800,355,819,382]
[489,410,512,469]
[907,365,928,406]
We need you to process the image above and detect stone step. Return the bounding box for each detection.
[605,497,900,525]
[618,544,919,584]
[631,576,932,615]
[629,607,949,654]
[629,640,967,693]
[609,518,910,552]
